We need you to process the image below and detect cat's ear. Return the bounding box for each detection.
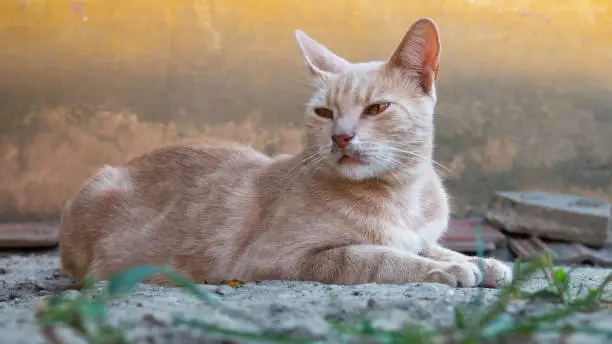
[387,18,441,94]
[294,30,350,77]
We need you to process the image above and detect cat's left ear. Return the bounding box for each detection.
[387,18,441,94]
[294,30,350,77]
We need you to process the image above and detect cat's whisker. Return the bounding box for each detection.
[297,149,328,173]
[285,143,332,179]
[398,154,450,173]
[284,150,320,178]
[393,154,450,174]
[391,158,419,171]
[300,155,327,178]
[368,155,410,183]
[352,142,447,172]
[382,146,450,172]
[310,157,328,175]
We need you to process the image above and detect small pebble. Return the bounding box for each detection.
[142,313,167,327]
[366,298,377,309]
[269,303,289,314]
[214,285,236,296]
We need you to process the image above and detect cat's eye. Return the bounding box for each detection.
[363,102,391,116]
[314,107,334,119]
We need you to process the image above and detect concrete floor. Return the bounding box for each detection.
[1,249,611,344]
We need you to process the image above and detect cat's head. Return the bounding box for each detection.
[295,18,441,183]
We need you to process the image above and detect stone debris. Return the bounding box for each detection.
[0,222,59,249]
[507,235,612,266]
[485,191,612,248]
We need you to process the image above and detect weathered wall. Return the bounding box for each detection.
[0,0,610,220]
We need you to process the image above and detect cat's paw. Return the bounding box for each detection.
[424,262,483,288]
[468,257,513,288]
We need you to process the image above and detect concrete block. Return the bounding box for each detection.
[485,191,612,248]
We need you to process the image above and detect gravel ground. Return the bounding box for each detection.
[1,250,612,344]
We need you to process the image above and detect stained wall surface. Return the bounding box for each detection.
[1,0,611,220]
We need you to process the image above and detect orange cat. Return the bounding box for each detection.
[59,18,512,288]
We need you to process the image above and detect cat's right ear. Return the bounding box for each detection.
[387,18,441,94]
[294,30,350,77]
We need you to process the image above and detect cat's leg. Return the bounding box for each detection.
[297,244,484,287]
[421,245,513,287]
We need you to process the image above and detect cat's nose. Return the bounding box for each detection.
[332,133,355,150]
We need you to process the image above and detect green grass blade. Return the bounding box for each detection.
[107,265,162,297]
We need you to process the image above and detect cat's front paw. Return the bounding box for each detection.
[468,257,513,288]
[424,262,483,288]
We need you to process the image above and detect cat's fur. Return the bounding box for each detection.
[59,18,512,288]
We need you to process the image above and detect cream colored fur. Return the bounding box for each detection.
[59,18,512,288]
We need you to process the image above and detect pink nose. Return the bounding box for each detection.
[332,133,354,149]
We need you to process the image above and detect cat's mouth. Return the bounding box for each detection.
[338,154,367,165]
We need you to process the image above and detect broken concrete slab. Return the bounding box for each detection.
[485,191,612,248]
[0,222,59,249]
[2,251,612,344]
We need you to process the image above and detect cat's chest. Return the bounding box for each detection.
[383,224,426,253]
[378,207,436,254]
[330,195,442,254]
[380,212,426,253]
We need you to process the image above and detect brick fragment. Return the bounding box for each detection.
[440,218,507,253]
[0,222,59,248]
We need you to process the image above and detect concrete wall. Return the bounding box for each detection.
[1,0,611,221]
